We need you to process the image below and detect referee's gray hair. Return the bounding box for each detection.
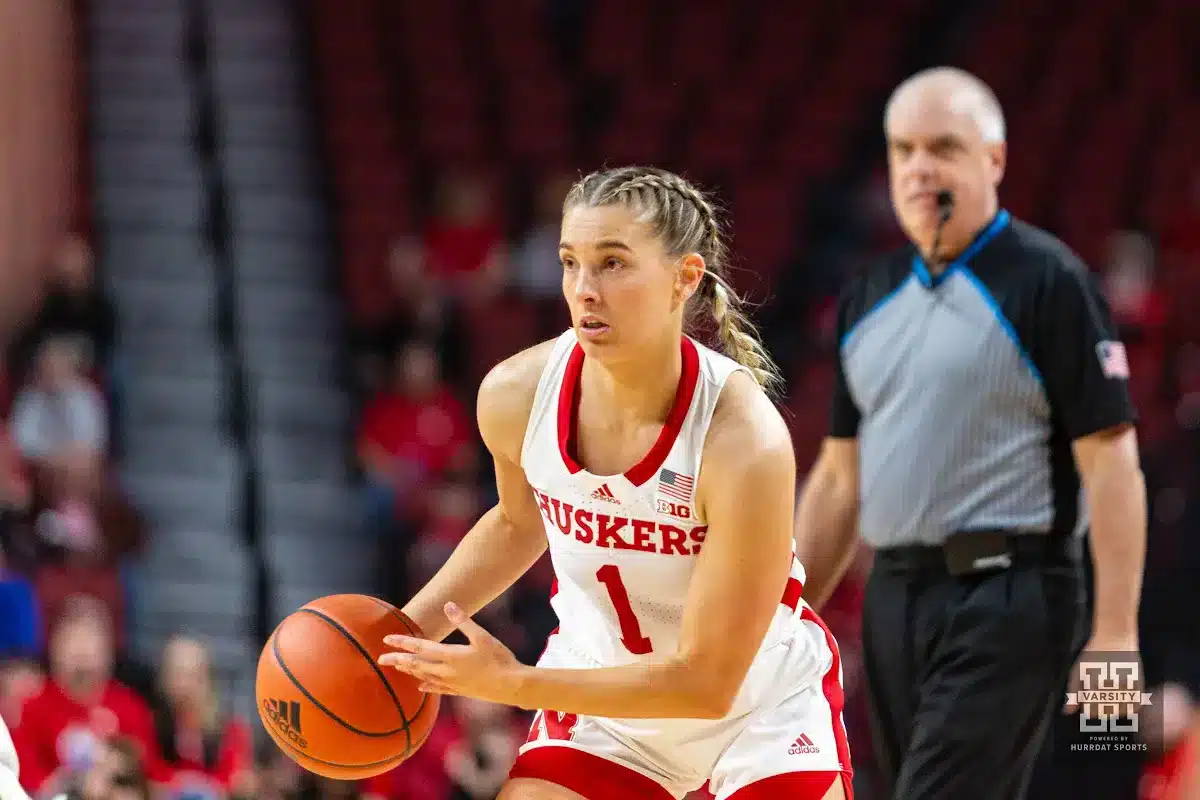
[564,166,784,396]
[885,66,1007,144]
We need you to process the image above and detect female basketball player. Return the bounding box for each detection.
[379,167,853,800]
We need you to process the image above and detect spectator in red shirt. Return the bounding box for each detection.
[153,635,253,799]
[422,173,506,306]
[357,340,473,533]
[12,598,163,797]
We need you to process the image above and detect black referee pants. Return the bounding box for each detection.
[862,549,1088,800]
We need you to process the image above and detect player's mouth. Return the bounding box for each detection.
[578,316,610,339]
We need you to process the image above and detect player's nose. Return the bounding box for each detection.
[572,266,601,303]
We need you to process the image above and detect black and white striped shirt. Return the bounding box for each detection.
[831,211,1136,549]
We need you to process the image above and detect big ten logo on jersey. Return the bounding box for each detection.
[527,710,580,744]
[656,498,692,520]
[262,698,308,750]
[533,489,707,556]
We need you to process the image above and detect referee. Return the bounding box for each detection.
[794,66,1147,799]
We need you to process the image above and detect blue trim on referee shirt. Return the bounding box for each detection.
[911,209,1040,384]
[911,209,1011,289]
[956,267,1044,386]
[843,210,1013,351]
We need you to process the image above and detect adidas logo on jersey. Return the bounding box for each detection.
[590,484,619,504]
[788,733,820,755]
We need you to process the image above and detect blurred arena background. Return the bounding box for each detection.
[0,0,1195,798]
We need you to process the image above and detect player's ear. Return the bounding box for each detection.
[675,254,706,308]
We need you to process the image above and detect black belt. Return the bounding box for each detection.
[874,530,1080,577]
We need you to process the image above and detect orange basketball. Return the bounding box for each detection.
[256,594,440,780]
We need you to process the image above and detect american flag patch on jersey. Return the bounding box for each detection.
[657,468,695,503]
[1096,340,1130,379]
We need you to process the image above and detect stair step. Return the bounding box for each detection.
[222,145,314,191]
[122,425,236,477]
[102,231,212,281]
[123,372,226,428]
[91,94,196,139]
[90,8,186,39]
[124,335,221,380]
[110,276,217,336]
[95,141,201,185]
[230,189,326,235]
[98,182,205,231]
[218,102,311,148]
[255,430,349,483]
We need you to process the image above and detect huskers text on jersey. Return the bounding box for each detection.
[533,489,708,555]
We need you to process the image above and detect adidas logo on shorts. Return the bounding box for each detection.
[788,733,820,755]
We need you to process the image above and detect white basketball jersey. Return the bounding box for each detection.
[520,331,807,669]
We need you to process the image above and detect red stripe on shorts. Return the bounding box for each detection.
[509,745,675,799]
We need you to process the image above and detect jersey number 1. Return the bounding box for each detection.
[595,564,653,654]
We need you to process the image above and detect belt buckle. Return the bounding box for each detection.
[944,531,1014,576]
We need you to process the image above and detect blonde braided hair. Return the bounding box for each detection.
[564,166,784,395]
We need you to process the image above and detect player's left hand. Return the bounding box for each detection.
[378,602,523,705]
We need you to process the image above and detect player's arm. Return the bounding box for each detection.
[400,342,554,643]
[504,372,798,719]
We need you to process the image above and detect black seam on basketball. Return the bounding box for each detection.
[266,722,408,769]
[294,609,412,753]
[272,615,408,740]
[362,596,430,723]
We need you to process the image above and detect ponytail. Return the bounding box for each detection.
[707,275,784,396]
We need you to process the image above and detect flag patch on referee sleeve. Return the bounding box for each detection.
[1096,341,1130,379]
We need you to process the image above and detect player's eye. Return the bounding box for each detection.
[561,256,577,270]
[604,257,624,270]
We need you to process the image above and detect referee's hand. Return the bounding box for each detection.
[1062,630,1141,714]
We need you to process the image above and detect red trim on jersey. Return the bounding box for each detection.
[801,607,854,782]
[782,577,804,611]
[556,337,701,486]
[556,344,587,475]
[509,745,675,799]
[727,770,848,799]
